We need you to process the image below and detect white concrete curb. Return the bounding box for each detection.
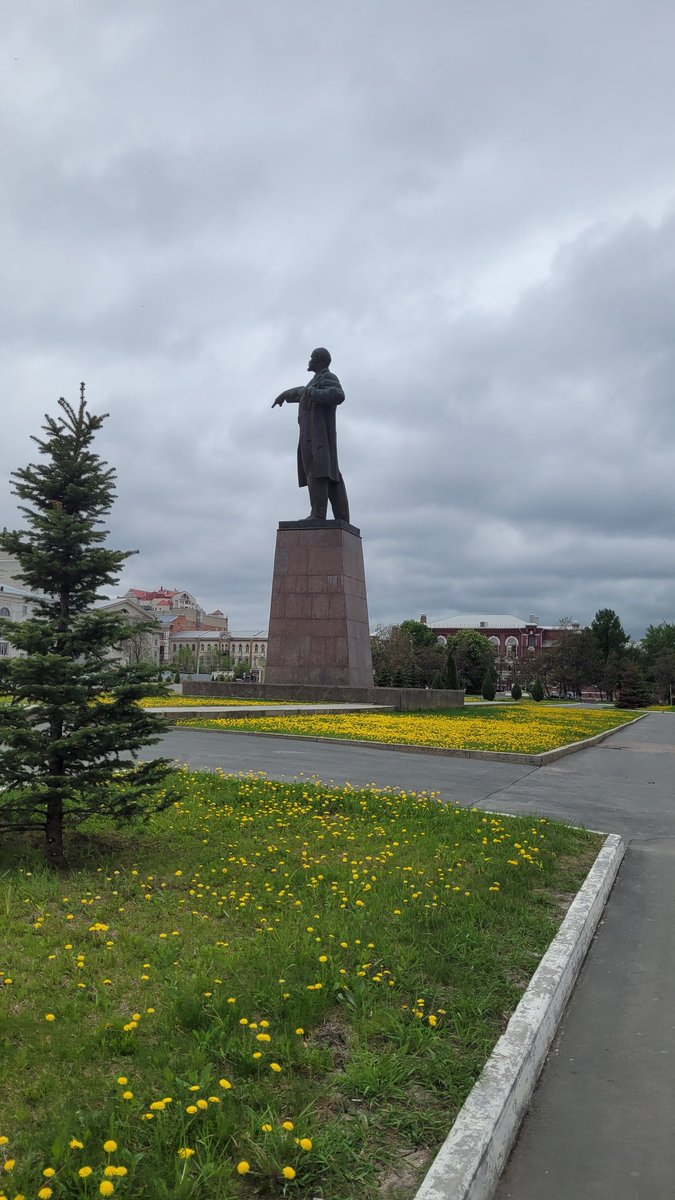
[412,832,625,1200]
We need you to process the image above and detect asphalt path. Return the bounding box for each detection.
[140,714,675,1199]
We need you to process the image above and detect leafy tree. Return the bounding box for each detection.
[371,621,444,688]
[447,630,495,694]
[642,622,675,665]
[173,646,197,674]
[590,608,630,663]
[547,629,600,698]
[641,623,675,703]
[0,390,174,867]
[399,619,438,648]
[599,649,623,702]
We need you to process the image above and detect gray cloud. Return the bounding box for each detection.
[2,0,675,638]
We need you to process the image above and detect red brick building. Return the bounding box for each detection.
[421,614,577,683]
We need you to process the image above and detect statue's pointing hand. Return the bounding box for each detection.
[272,393,285,408]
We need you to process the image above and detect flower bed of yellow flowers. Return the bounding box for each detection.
[136,696,286,708]
[0,771,602,1199]
[177,702,637,755]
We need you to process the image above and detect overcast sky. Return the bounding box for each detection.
[2,1,674,639]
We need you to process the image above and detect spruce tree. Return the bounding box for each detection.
[0,388,175,867]
[445,649,459,690]
[615,662,653,709]
[481,668,497,701]
[531,677,545,702]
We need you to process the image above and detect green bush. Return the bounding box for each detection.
[481,670,497,701]
[511,682,522,700]
[531,678,545,702]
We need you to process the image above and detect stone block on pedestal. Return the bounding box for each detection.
[265,519,374,688]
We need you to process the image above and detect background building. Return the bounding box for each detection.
[0,580,42,659]
[422,612,578,690]
[422,612,576,656]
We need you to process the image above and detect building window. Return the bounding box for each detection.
[0,642,8,656]
[0,607,10,618]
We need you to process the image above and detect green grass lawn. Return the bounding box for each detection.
[0,772,602,1200]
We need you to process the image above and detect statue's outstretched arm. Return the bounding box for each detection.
[271,386,304,408]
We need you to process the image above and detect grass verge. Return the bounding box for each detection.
[0,771,601,1200]
[174,702,638,754]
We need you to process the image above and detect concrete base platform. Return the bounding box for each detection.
[183,682,465,710]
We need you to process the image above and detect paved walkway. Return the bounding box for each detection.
[140,713,675,1199]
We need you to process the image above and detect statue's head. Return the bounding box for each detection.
[308,347,331,372]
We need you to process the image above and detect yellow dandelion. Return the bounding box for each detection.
[178,1148,195,1159]
[103,1140,117,1153]
[236,1161,250,1175]
[282,1166,296,1180]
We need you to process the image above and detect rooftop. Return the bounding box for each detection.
[429,614,530,630]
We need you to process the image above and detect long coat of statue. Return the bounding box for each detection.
[281,368,345,486]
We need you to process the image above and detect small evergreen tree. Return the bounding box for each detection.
[511,682,522,700]
[481,668,497,701]
[531,677,545,702]
[615,663,653,709]
[0,389,175,867]
[445,649,459,690]
[430,670,445,691]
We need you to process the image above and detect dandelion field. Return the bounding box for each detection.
[1,772,601,1200]
[136,699,289,709]
[175,702,638,755]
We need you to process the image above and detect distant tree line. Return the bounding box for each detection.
[372,609,675,707]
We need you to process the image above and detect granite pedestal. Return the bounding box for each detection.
[265,519,374,688]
